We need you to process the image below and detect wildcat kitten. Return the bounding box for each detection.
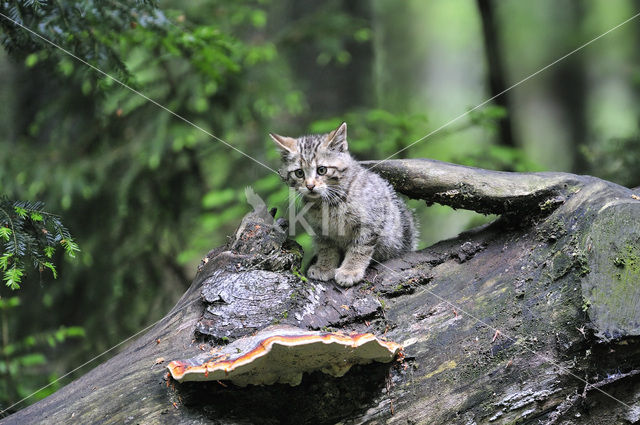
[269,122,417,287]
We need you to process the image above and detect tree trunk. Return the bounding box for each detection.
[476,0,517,149]
[3,159,640,425]
[549,3,589,174]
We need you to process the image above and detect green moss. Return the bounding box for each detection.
[422,360,457,380]
[589,243,640,330]
[394,284,405,292]
[291,266,307,282]
[581,297,591,312]
[624,244,639,269]
[540,198,559,212]
[613,257,625,268]
[378,297,387,310]
[549,242,590,280]
[611,244,640,284]
[576,252,590,276]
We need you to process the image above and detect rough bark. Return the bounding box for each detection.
[3,159,640,425]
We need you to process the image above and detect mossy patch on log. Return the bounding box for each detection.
[582,202,640,339]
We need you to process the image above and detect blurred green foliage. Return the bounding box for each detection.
[584,124,640,188]
[0,0,639,414]
[1,296,84,406]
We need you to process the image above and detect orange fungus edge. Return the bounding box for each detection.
[167,332,402,381]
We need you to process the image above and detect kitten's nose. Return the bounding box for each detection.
[306,183,315,191]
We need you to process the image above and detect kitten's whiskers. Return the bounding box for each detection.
[323,186,346,205]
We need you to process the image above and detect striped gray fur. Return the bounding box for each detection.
[270,122,417,287]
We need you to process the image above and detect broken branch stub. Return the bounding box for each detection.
[361,158,585,215]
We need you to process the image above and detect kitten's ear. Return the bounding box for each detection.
[269,133,297,154]
[323,122,348,152]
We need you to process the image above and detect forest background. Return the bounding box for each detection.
[1,0,639,414]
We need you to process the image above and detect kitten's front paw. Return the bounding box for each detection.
[307,264,335,281]
[334,267,365,287]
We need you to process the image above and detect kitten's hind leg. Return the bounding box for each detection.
[307,240,340,282]
[335,244,374,287]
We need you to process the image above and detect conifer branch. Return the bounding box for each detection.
[0,196,79,289]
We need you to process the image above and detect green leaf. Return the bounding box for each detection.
[55,328,66,342]
[2,344,16,357]
[202,188,236,208]
[483,105,508,119]
[23,335,36,347]
[14,206,27,218]
[62,326,86,338]
[44,246,55,258]
[25,53,39,67]
[0,296,21,310]
[0,253,12,270]
[30,212,43,222]
[354,28,371,42]
[43,262,58,279]
[0,226,11,241]
[4,266,24,290]
[251,10,267,28]
[58,59,74,76]
[18,353,46,367]
[60,239,80,258]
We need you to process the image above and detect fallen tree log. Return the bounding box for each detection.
[2,159,640,424]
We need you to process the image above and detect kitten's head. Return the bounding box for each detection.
[270,122,352,202]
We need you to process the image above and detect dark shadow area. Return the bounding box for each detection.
[174,363,392,425]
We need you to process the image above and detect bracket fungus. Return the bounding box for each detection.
[167,325,402,387]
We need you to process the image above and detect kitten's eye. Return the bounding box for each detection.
[294,169,304,178]
[317,166,327,175]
